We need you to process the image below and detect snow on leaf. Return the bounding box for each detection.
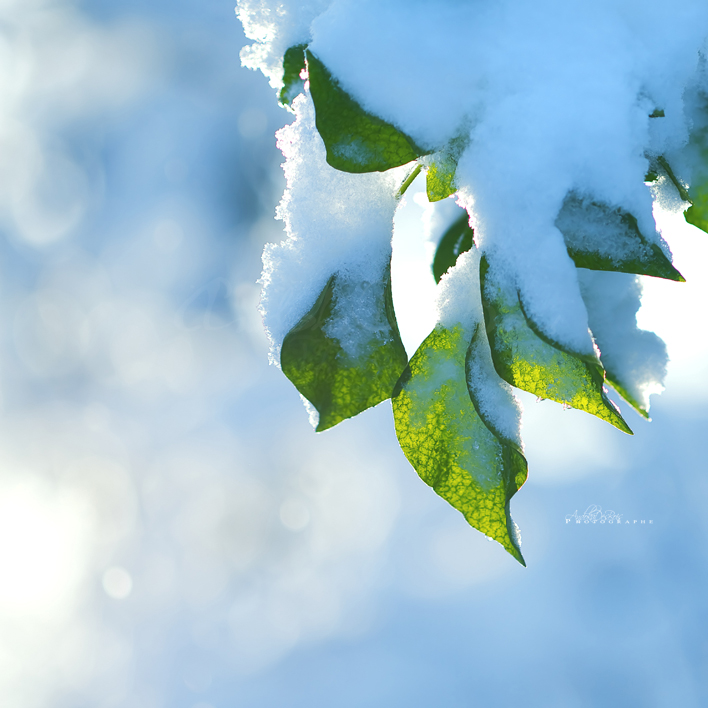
[556,194,684,282]
[578,270,668,420]
[305,50,426,173]
[678,109,708,232]
[425,135,467,202]
[279,44,307,107]
[280,263,408,432]
[392,324,526,565]
[480,257,632,435]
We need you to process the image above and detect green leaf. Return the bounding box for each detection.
[651,154,708,233]
[426,154,457,202]
[425,135,467,201]
[480,257,632,434]
[280,264,408,432]
[432,213,475,283]
[306,50,426,173]
[649,154,708,233]
[392,324,527,565]
[556,194,684,282]
[685,182,708,233]
[683,144,708,232]
[279,44,307,106]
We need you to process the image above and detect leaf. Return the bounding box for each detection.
[480,257,632,434]
[556,194,684,282]
[652,154,708,233]
[432,213,475,283]
[426,135,467,202]
[684,151,708,233]
[426,154,457,202]
[685,181,708,233]
[279,44,307,106]
[603,376,650,419]
[280,263,408,432]
[306,50,426,173]
[578,270,668,421]
[392,324,526,565]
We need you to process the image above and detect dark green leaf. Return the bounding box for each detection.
[392,324,526,565]
[279,44,308,106]
[432,213,475,283]
[306,50,426,173]
[556,194,684,282]
[480,257,633,434]
[280,264,408,432]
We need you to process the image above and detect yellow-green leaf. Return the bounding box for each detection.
[281,265,408,432]
[392,324,527,565]
[480,257,632,434]
[426,153,457,202]
[425,136,467,201]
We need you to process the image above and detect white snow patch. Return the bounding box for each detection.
[260,95,403,363]
[579,270,667,412]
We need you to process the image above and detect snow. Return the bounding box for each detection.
[241,0,708,369]
[556,193,666,263]
[261,95,404,362]
[579,270,667,412]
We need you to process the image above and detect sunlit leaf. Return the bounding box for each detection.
[279,44,307,106]
[392,324,526,564]
[280,264,408,432]
[556,194,684,282]
[480,257,632,434]
[683,141,708,231]
[685,183,708,233]
[432,213,475,283]
[306,50,426,173]
[425,136,467,202]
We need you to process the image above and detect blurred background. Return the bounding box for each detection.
[0,1,706,706]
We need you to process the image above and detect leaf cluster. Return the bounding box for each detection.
[274,46,700,564]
